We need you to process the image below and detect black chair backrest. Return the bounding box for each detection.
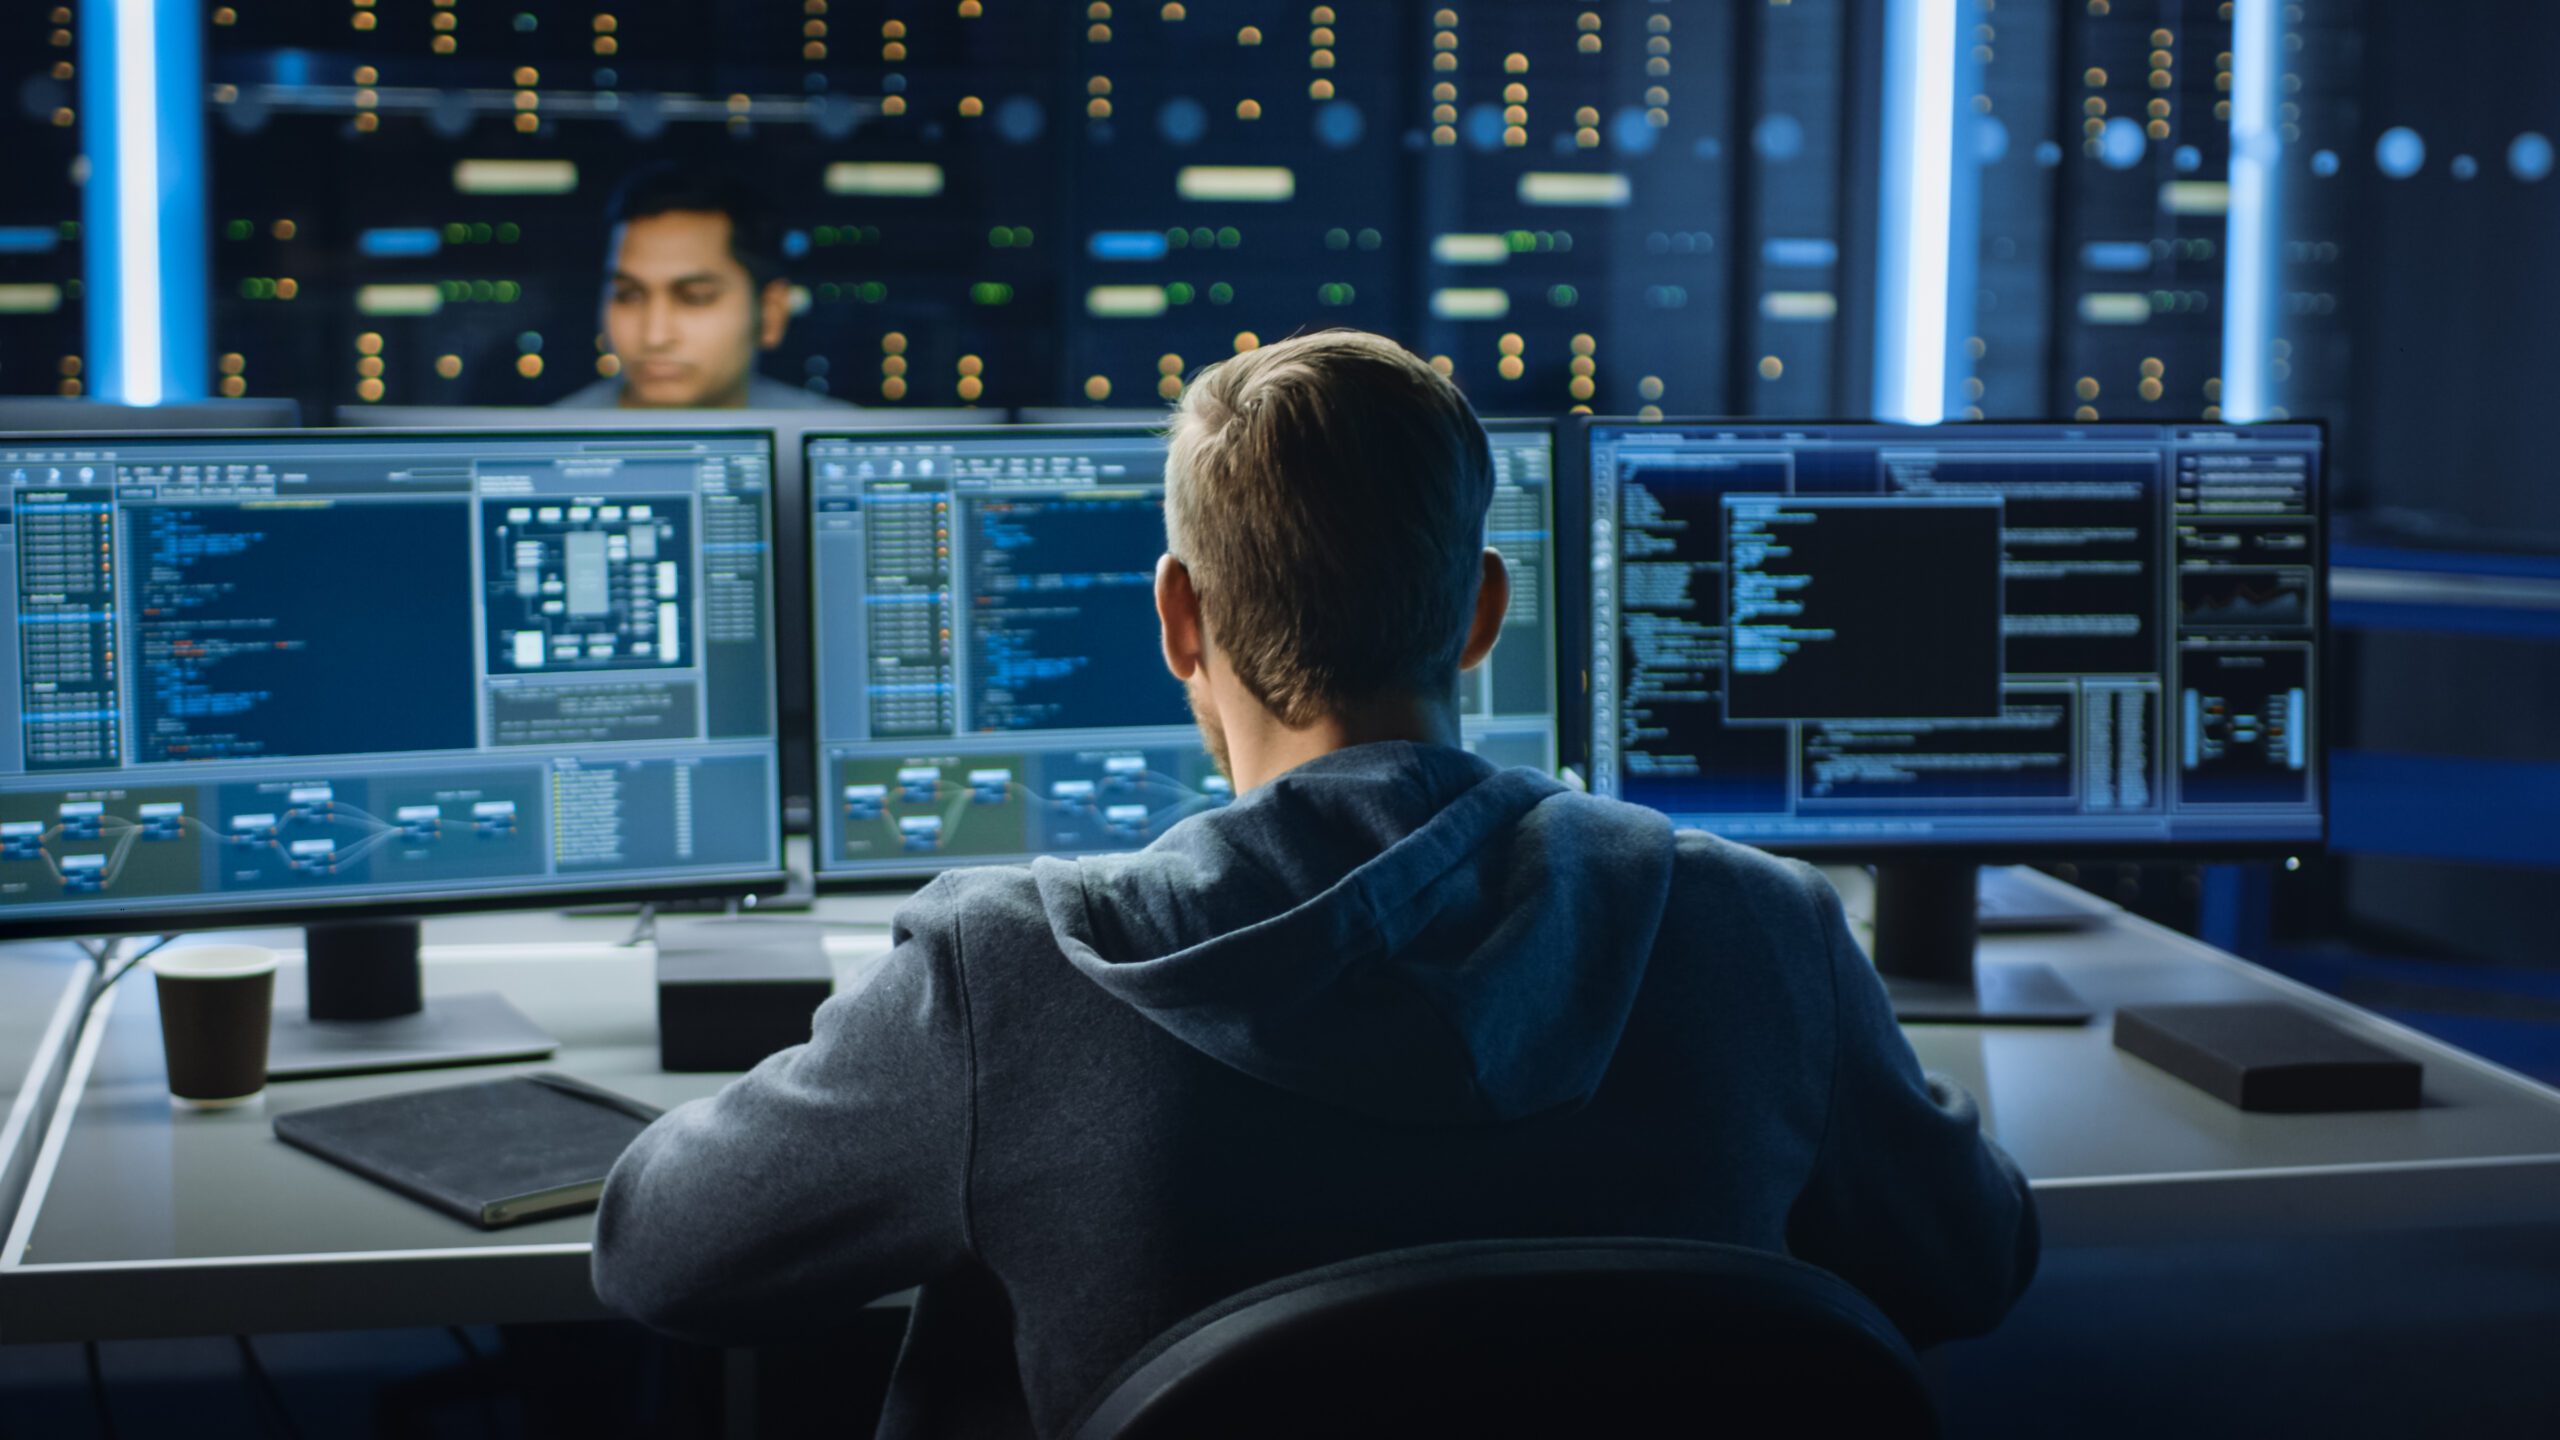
[1069,1237,1936,1440]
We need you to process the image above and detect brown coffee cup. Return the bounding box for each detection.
[149,945,279,1108]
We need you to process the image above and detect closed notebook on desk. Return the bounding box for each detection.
[273,1073,663,1229]
[2113,1002,2423,1113]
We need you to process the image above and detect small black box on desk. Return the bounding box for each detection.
[657,922,833,1073]
[2113,1001,2423,1112]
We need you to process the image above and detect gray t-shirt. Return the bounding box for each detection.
[554,374,857,410]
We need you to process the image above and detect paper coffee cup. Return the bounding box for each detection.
[149,945,279,1108]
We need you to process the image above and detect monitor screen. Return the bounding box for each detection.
[0,430,785,933]
[1584,421,2325,852]
[340,406,1002,830]
[807,422,1560,880]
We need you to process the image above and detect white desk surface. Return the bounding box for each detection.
[0,948,90,1244]
[5,870,2560,1342]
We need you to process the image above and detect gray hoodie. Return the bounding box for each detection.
[594,741,2037,1438]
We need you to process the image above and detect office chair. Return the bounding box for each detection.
[1068,1237,1938,1439]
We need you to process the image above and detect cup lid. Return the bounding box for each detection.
[147,944,280,980]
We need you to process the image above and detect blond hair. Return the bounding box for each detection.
[1163,330,1495,727]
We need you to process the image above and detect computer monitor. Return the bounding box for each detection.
[0,429,788,1069]
[344,405,1000,832]
[0,397,301,430]
[805,420,1561,883]
[1582,419,2326,1021]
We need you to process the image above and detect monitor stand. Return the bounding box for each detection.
[1873,862,2091,1026]
[267,919,559,1080]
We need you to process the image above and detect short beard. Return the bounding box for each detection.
[1186,675,1233,785]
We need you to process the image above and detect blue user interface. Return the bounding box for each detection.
[1585,422,2324,850]
[808,424,1559,879]
[0,430,785,926]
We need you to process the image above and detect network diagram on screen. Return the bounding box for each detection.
[0,431,783,923]
[809,426,1559,879]
[1586,423,2324,849]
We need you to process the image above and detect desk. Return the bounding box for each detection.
[1827,869,2560,1245]
[6,874,2560,1431]
[0,906,901,1343]
[0,948,89,1240]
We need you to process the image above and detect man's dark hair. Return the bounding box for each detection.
[605,162,786,291]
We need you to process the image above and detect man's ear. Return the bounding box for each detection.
[1459,547,1510,672]
[1156,553,1205,682]
[757,278,791,349]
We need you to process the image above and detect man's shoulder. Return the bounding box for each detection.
[745,376,859,410]
[1526,785,1823,913]
[551,376,860,410]
[1668,825,1818,891]
[552,378,624,409]
[1664,827,1840,951]
[885,863,1140,1043]
[892,864,1052,953]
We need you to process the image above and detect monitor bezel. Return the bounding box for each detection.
[0,398,303,431]
[0,425,796,940]
[801,417,1563,891]
[1571,413,2331,864]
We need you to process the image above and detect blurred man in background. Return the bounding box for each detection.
[558,163,849,410]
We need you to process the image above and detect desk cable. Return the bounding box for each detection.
[79,934,177,1007]
[82,1339,119,1440]
[448,1326,506,1440]
[63,936,181,1060]
[621,903,661,948]
[58,936,180,1053]
[235,1335,309,1440]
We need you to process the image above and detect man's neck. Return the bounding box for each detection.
[619,379,751,409]
[1221,692,1461,794]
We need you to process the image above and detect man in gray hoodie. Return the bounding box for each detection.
[593,329,2037,1438]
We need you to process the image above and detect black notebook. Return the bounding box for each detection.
[2113,1002,2424,1113]
[274,1072,664,1229]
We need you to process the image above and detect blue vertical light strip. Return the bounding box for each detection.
[76,2,126,401]
[1872,0,1962,423]
[78,0,207,406]
[1940,2,1986,421]
[2220,0,2281,423]
[113,0,166,406]
[155,0,208,403]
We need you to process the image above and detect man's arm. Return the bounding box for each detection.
[1782,864,2040,1348]
[591,893,974,1344]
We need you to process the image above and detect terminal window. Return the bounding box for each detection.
[1589,423,2323,849]
[810,425,1560,877]
[1724,495,2004,723]
[0,432,783,924]
[128,499,477,765]
[966,490,1188,735]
